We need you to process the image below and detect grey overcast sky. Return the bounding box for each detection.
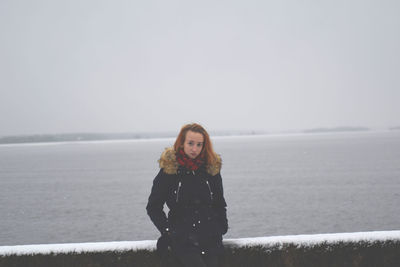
[1,0,399,136]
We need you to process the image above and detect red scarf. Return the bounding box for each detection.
[176,148,205,171]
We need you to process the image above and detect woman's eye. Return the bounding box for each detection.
[197,144,202,147]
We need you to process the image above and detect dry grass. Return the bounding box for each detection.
[1,240,399,267]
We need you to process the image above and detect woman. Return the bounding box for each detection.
[146,123,228,267]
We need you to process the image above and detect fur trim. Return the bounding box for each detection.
[158,147,222,176]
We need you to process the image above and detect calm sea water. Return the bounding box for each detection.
[1,131,399,246]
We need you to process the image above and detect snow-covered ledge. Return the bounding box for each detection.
[1,230,400,256]
[0,240,157,256]
[224,230,400,248]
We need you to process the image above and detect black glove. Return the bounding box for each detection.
[218,216,228,235]
[156,230,172,258]
[221,221,228,235]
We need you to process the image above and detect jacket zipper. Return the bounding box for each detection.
[206,180,213,201]
[176,181,182,202]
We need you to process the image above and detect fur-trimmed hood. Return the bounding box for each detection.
[158,147,222,176]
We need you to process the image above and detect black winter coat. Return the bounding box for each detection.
[146,147,228,255]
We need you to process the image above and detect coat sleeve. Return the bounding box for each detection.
[146,169,170,235]
[213,172,228,235]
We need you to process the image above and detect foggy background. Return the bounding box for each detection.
[1,0,399,136]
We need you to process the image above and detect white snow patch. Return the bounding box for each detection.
[0,240,156,256]
[225,230,400,248]
[1,231,399,256]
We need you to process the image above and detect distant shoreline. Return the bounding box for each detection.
[0,131,261,145]
[0,126,397,145]
[0,131,268,145]
[302,126,369,133]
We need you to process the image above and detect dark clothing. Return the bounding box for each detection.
[147,164,228,261]
[174,248,220,267]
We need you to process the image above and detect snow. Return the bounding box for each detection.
[1,230,399,256]
[224,230,400,248]
[0,240,156,256]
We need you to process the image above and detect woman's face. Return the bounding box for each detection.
[183,130,204,159]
